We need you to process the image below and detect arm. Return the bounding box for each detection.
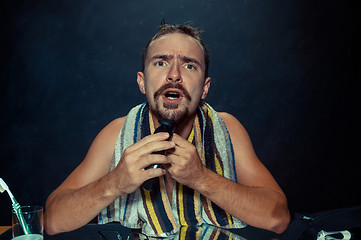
[45,118,174,235]
[166,113,290,233]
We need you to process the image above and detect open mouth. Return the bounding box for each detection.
[164,91,180,99]
[154,83,192,102]
[163,89,183,100]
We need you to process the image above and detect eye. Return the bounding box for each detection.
[155,61,166,67]
[185,64,196,70]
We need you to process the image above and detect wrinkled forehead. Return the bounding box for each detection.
[146,33,205,64]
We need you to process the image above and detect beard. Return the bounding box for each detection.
[154,101,190,123]
[150,83,192,123]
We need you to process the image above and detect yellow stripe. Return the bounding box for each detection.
[149,111,155,133]
[195,227,202,239]
[194,114,205,164]
[206,198,220,226]
[190,115,202,224]
[188,127,194,143]
[144,190,163,233]
[180,226,189,240]
[207,108,223,174]
[214,154,223,175]
[178,184,188,226]
[214,229,221,239]
[159,178,177,229]
[226,211,233,227]
[207,106,214,122]
[206,104,232,226]
[193,190,201,224]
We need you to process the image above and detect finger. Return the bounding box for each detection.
[128,133,169,156]
[166,154,183,164]
[143,168,166,181]
[140,154,172,169]
[165,146,179,157]
[162,163,171,170]
[127,132,171,153]
[164,155,186,177]
[170,134,191,148]
[166,139,189,157]
[137,140,175,158]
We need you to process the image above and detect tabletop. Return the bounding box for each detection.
[2,206,361,240]
[0,227,10,236]
[0,223,280,240]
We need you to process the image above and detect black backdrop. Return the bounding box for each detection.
[1,0,360,226]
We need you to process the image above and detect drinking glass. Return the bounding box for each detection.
[12,206,43,240]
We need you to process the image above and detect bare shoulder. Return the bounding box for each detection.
[87,116,127,152]
[217,112,248,137]
[217,111,255,159]
[218,112,282,191]
[97,116,127,140]
[82,115,128,167]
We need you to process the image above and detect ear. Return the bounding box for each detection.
[201,77,211,99]
[137,72,146,94]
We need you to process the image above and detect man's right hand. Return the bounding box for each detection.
[44,118,174,235]
[110,132,175,195]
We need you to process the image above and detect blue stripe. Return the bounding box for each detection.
[124,104,145,223]
[98,212,102,223]
[122,195,130,223]
[149,179,174,232]
[183,185,198,226]
[202,224,210,240]
[227,131,237,183]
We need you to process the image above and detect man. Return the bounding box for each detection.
[44,24,290,236]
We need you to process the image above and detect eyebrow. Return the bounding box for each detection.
[151,54,202,67]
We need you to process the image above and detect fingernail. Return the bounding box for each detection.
[164,132,169,137]
[170,141,175,146]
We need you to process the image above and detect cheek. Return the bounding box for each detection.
[190,82,206,98]
[144,73,162,88]
[144,85,154,98]
[144,81,159,100]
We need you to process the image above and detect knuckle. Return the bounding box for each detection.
[142,135,152,144]
[123,147,132,155]
[121,155,131,165]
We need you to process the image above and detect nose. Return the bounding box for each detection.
[167,63,182,82]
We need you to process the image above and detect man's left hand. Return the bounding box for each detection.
[164,133,207,188]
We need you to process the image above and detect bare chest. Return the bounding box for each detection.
[164,172,174,204]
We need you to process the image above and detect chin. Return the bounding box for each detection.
[159,107,189,123]
[150,98,199,123]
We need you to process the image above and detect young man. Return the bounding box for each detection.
[44,24,290,237]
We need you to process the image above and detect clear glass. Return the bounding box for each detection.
[12,206,43,240]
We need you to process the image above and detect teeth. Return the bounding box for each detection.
[165,92,180,99]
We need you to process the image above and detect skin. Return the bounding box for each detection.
[44,33,290,235]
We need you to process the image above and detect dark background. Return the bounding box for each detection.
[1,0,360,226]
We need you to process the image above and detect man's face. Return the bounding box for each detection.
[137,33,211,123]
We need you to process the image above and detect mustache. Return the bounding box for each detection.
[154,83,192,101]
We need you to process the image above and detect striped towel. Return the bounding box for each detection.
[155,224,247,240]
[99,102,246,237]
